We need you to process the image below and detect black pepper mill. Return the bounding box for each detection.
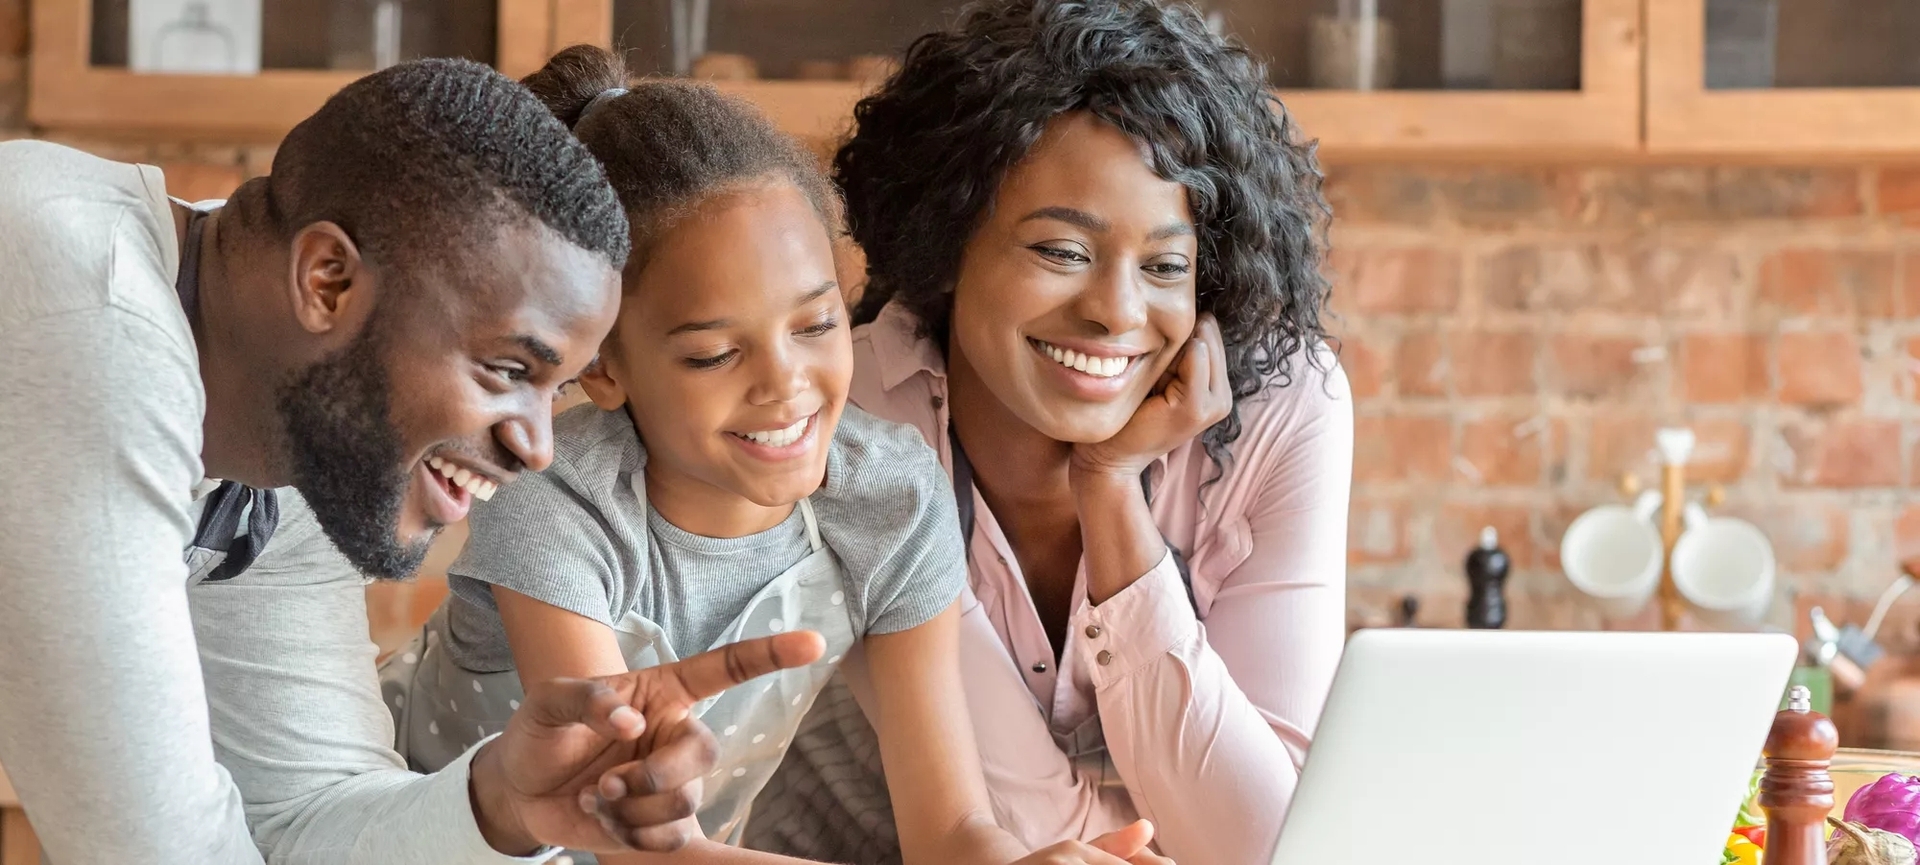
[1465,526,1509,629]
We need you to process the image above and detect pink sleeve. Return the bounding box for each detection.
[1069,364,1354,863]
[955,587,1141,848]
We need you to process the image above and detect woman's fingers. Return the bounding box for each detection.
[1191,315,1231,422]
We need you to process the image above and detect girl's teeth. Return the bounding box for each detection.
[743,417,809,447]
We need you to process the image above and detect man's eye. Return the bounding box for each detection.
[490,364,530,383]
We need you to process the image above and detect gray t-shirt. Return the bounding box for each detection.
[443,402,965,672]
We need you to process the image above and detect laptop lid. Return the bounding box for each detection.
[1269,629,1797,865]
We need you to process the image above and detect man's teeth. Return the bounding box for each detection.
[1038,341,1132,378]
[427,456,497,502]
[741,416,810,448]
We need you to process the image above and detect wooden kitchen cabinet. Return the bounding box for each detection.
[564,0,1642,158]
[31,1,1920,158]
[1648,0,1920,156]
[29,0,567,139]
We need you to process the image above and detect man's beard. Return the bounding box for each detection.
[275,325,431,580]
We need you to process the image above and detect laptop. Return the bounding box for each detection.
[1268,628,1798,865]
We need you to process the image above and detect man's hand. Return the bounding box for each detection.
[470,630,826,854]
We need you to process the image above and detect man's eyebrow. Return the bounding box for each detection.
[510,334,564,367]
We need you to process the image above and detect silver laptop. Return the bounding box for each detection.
[1269,629,1797,865]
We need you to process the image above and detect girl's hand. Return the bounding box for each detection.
[476,630,826,854]
[1012,820,1176,865]
[1071,314,1231,483]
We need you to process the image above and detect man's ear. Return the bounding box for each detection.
[286,222,371,336]
[577,355,628,411]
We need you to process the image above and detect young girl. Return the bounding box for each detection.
[378,47,1168,865]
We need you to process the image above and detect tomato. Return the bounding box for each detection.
[1734,825,1766,848]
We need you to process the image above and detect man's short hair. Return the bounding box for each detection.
[264,57,631,280]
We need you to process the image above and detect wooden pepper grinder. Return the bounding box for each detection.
[1761,685,1840,865]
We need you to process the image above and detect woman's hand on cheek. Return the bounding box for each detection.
[1070,313,1231,483]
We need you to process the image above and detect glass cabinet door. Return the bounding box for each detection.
[589,0,1637,155]
[610,0,1586,92]
[89,0,499,74]
[1704,0,1920,89]
[1219,0,1582,92]
[611,0,947,82]
[1648,0,1920,155]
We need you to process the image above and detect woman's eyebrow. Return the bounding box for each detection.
[1020,206,1108,233]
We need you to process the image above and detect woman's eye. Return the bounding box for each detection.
[684,352,735,370]
[1146,260,1192,278]
[1032,244,1090,264]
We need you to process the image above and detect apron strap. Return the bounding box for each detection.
[175,208,278,582]
[797,498,823,553]
[947,425,1197,615]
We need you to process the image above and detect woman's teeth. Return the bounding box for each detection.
[427,455,497,501]
[740,416,810,448]
[1038,341,1133,378]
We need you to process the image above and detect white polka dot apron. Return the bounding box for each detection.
[379,476,859,854]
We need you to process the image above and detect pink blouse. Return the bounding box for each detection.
[849,303,1354,863]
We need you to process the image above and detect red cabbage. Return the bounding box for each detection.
[1844,773,1920,846]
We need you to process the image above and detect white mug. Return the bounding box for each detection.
[1671,504,1775,629]
[1561,491,1665,621]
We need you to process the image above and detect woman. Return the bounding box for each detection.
[748,1,1351,862]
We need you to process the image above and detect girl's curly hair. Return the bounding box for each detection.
[837,0,1333,474]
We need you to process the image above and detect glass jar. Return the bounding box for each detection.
[1310,0,1396,90]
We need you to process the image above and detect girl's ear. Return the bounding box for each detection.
[577,356,628,411]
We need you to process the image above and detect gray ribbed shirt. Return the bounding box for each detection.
[443,403,966,672]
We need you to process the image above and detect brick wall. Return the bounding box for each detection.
[5,6,1916,651]
[1330,165,1920,645]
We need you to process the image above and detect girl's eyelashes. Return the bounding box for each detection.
[676,315,839,370]
[683,351,735,370]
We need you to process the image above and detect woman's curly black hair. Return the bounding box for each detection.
[837,0,1333,473]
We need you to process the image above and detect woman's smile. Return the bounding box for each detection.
[1025,336,1151,399]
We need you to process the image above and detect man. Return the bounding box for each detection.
[0,58,820,864]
